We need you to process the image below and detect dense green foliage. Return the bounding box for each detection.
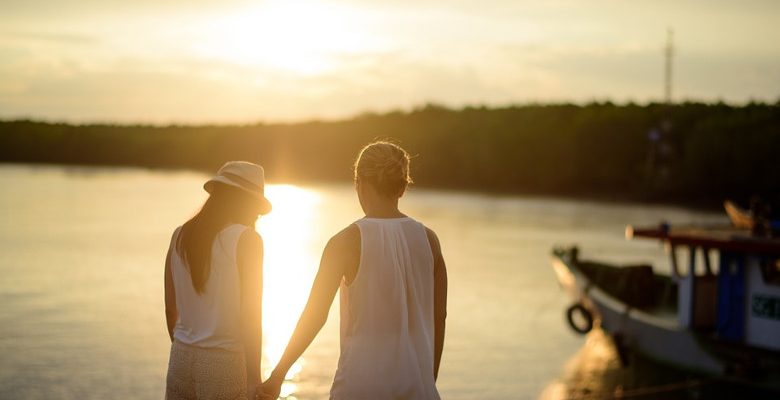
[1,102,778,207]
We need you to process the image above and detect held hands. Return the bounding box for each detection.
[254,373,284,400]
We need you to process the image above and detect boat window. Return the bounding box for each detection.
[760,257,780,286]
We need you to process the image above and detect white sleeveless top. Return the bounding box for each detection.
[169,223,247,352]
[330,217,441,400]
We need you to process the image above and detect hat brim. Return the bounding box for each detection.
[204,178,272,215]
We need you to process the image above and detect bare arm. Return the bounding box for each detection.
[238,229,263,397]
[261,225,358,398]
[164,231,178,343]
[426,227,448,381]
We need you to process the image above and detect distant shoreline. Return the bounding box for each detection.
[1,102,777,212]
[3,99,777,128]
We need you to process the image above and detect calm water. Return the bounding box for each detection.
[0,165,728,399]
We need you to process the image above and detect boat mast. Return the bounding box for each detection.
[664,28,674,105]
[643,28,676,197]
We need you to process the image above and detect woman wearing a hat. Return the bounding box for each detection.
[164,161,272,400]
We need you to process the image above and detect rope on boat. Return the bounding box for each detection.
[562,378,713,399]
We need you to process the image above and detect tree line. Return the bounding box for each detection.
[1,102,778,208]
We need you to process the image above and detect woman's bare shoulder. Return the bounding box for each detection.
[237,226,263,254]
[327,223,360,250]
[322,224,361,279]
[423,225,441,250]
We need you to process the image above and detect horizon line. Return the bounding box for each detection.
[2,98,778,128]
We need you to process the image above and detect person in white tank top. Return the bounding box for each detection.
[164,161,272,400]
[258,142,448,400]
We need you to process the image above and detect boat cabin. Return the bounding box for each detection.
[627,224,780,352]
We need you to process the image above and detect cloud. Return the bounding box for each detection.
[1,31,99,45]
[1,0,779,122]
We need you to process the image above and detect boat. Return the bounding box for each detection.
[551,223,780,391]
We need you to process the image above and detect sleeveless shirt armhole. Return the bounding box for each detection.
[232,225,256,302]
[235,225,263,274]
[168,226,183,262]
[167,227,184,292]
[420,223,436,267]
[215,224,249,262]
[343,222,364,288]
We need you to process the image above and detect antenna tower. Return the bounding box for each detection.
[665,28,674,104]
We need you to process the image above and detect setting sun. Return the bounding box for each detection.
[197,0,374,75]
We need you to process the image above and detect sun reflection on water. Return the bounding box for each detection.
[255,184,321,384]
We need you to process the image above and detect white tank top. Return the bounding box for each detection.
[330,217,441,400]
[169,223,247,352]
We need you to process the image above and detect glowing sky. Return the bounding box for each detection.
[1,0,778,123]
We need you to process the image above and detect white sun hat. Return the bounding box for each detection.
[203,161,272,214]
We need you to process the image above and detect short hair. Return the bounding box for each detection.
[354,141,413,197]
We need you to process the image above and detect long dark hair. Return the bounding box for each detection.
[176,183,262,294]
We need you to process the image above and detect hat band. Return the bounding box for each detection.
[221,172,262,195]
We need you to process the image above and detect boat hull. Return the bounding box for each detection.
[551,249,725,375]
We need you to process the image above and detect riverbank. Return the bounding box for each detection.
[2,102,777,210]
